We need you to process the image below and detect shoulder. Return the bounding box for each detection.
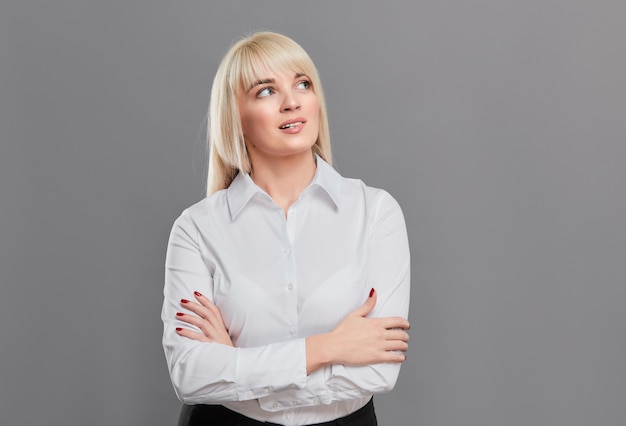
[339,175,403,216]
[171,189,230,233]
[334,174,407,244]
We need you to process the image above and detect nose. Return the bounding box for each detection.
[280,91,300,112]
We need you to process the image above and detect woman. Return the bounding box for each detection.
[162,32,411,426]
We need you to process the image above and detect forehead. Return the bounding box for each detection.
[237,54,309,92]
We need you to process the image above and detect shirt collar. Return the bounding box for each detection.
[310,154,341,209]
[226,154,341,220]
[226,172,261,220]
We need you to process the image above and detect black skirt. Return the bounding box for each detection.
[177,397,377,426]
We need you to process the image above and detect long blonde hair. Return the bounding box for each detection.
[206,32,332,195]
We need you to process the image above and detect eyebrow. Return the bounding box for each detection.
[247,78,274,93]
[246,73,309,93]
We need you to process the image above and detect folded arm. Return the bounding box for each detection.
[164,191,410,407]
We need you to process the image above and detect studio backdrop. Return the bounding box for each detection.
[1,1,625,425]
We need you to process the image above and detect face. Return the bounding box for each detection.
[237,68,319,164]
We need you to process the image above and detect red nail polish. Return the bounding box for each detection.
[176,312,184,317]
[369,288,375,297]
[194,291,202,297]
[181,299,190,304]
[175,327,183,332]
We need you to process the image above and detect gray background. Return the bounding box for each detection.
[1,1,625,425]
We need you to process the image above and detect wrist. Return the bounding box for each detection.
[305,333,335,375]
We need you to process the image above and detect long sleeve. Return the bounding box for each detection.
[162,211,309,404]
[256,190,411,410]
[162,161,411,422]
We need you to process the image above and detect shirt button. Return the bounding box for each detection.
[313,397,320,404]
[288,327,296,335]
[266,386,274,393]
[272,402,279,409]
[285,412,291,418]
[287,283,294,291]
[246,390,253,397]
[291,400,298,406]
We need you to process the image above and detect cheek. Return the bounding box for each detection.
[240,115,251,136]
[309,105,320,131]
[306,98,320,122]
[240,111,260,138]
[241,108,271,138]
[238,101,259,137]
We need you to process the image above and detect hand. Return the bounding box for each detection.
[331,288,410,364]
[175,291,233,346]
[306,288,410,373]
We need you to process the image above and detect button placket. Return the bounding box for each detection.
[281,206,299,339]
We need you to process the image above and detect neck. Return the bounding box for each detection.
[249,150,316,214]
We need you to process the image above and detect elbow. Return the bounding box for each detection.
[175,389,206,406]
[369,360,405,395]
[328,362,401,396]
[168,370,199,404]
[165,347,238,404]
[167,358,201,403]
[168,363,228,404]
[369,364,399,394]
[381,372,399,394]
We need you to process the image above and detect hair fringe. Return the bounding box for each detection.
[206,32,332,195]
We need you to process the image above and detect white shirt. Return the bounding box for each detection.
[162,157,410,425]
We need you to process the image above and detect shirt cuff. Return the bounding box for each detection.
[235,338,308,401]
[258,366,332,411]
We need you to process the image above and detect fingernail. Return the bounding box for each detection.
[369,288,375,297]
[181,299,190,304]
[176,312,184,317]
[194,291,202,297]
[175,327,183,332]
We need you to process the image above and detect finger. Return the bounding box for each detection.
[203,299,223,322]
[181,298,222,326]
[383,340,409,352]
[385,329,410,342]
[194,291,227,328]
[176,311,218,331]
[193,290,212,308]
[350,288,377,318]
[367,349,406,364]
[180,299,208,320]
[175,326,211,343]
[376,316,410,330]
[176,312,225,340]
[176,311,203,326]
[384,352,407,363]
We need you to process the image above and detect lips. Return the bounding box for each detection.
[279,118,307,130]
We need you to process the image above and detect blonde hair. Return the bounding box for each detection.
[206,32,332,195]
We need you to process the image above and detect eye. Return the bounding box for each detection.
[256,87,274,98]
[296,80,311,90]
